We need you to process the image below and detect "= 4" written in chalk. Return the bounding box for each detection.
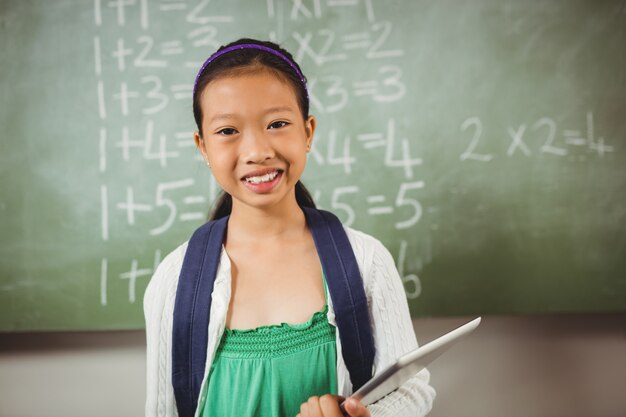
[459,112,614,162]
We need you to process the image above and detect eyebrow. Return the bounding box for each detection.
[263,106,296,115]
[208,106,296,124]
[209,113,237,124]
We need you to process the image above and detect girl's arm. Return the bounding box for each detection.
[360,234,436,417]
[298,232,436,417]
[144,247,184,417]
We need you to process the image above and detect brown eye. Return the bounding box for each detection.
[268,121,289,129]
[217,128,238,135]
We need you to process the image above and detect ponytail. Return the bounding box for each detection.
[208,181,317,220]
[208,192,232,221]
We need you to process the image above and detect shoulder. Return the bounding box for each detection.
[344,226,395,266]
[143,240,188,314]
[153,240,188,286]
[344,226,388,259]
[343,226,398,292]
[158,240,188,275]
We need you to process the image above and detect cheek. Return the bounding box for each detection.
[206,141,232,163]
[284,136,309,155]
[205,146,238,183]
[284,145,307,166]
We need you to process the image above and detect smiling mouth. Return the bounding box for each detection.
[243,169,283,184]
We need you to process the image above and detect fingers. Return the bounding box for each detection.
[298,395,322,417]
[343,398,370,417]
[296,394,370,417]
[298,395,347,417]
[319,395,345,416]
[308,395,324,416]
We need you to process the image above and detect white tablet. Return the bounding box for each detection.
[343,317,481,408]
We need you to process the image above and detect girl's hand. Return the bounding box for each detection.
[296,395,370,417]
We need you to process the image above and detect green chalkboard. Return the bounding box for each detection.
[1,0,625,331]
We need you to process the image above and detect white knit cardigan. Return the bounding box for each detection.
[144,226,435,417]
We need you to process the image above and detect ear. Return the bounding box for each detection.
[194,131,210,163]
[304,115,316,151]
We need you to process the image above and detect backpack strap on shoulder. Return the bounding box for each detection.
[171,215,228,417]
[171,207,375,415]
[302,207,376,392]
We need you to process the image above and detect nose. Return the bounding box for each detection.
[240,128,275,164]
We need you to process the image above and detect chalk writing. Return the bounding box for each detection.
[460,113,615,161]
[92,0,443,306]
[313,181,425,230]
[398,240,421,299]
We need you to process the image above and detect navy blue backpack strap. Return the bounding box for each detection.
[302,207,376,392]
[172,208,374,415]
[172,215,228,417]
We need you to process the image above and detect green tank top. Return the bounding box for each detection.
[199,304,338,417]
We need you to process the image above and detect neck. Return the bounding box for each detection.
[227,194,307,241]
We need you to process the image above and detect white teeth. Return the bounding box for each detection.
[245,170,279,184]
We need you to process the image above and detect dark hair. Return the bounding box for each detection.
[193,38,309,136]
[192,38,316,219]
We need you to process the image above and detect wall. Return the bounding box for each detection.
[1,314,625,417]
[4,0,626,332]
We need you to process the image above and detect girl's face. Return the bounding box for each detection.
[194,70,315,213]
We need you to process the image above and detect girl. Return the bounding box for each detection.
[144,38,435,417]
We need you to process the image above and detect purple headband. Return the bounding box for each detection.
[193,43,308,98]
